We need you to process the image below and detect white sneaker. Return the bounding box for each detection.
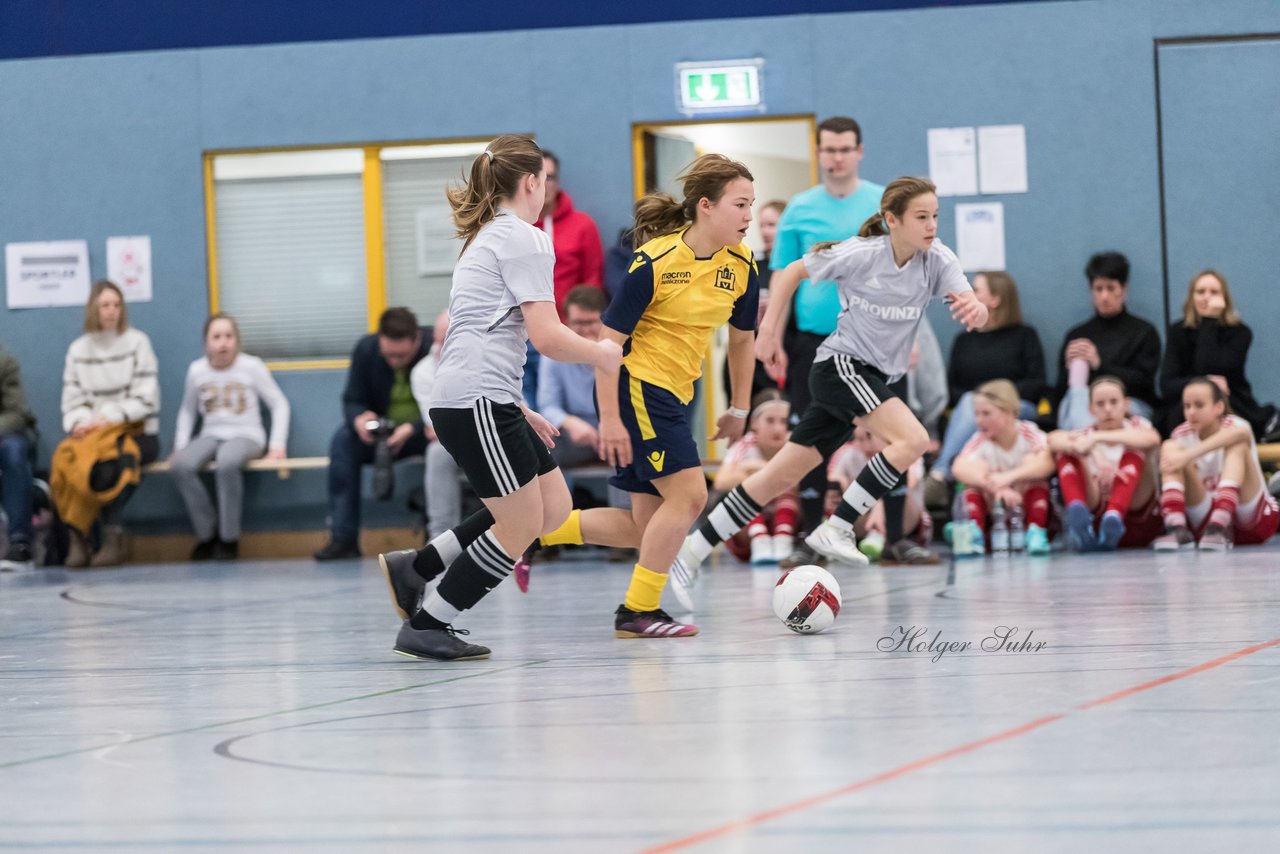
[667,540,702,611]
[805,520,869,566]
[771,534,794,563]
[749,536,776,566]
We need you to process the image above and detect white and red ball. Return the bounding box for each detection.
[772,565,842,634]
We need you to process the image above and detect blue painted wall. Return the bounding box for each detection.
[1,0,1277,532]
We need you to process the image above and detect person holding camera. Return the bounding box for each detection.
[314,307,432,561]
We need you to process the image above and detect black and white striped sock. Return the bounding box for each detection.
[687,485,764,561]
[831,453,904,530]
[414,529,514,628]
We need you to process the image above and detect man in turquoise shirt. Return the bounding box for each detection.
[771,115,885,567]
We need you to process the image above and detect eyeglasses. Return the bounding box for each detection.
[818,146,858,156]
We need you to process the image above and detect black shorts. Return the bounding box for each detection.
[429,399,556,499]
[609,369,702,496]
[788,355,905,457]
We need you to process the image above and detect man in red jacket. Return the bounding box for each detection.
[538,150,605,318]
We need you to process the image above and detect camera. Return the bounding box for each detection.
[365,417,396,500]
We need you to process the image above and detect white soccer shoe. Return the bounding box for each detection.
[667,540,703,612]
[804,519,870,566]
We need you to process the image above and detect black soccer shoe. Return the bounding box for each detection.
[379,549,426,621]
[393,622,491,661]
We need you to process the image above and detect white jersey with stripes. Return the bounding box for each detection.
[802,235,970,382]
[431,209,556,409]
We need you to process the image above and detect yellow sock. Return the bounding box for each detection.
[540,508,583,547]
[624,564,667,612]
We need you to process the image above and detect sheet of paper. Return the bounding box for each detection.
[978,124,1028,194]
[5,239,91,309]
[927,127,977,197]
[107,235,153,303]
[955,202,1006,272]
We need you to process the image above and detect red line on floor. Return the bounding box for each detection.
[641,636,1280,853]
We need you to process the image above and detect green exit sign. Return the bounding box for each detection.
[677,60,763,112]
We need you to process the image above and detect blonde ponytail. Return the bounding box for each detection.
[446,134,545,252]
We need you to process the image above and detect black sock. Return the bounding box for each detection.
[693,485,764,551]
[798,461,828,534]
[431,529,515,614]
[834,453,904,527]
[412,508,496,582]
[884,480,908,544]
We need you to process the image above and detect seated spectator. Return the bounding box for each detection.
[714,390,796,565]
[170,314,290,561]
[1154,378,1278,551]
[410,311,463,542]
[314,307,431,561]
[926,271,1045,505]
[1048,376,1162,551]
[0,345,37,571]
[826,423,931,563]
[53,280,160,568]
[1054,252,1161,430]
[951,380,1055,555]
[1159,269,1277,440]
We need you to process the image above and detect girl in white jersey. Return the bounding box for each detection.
[951,380,1055,554]
[170,314,290,560]
[670,177,987,609]
[378,135,621,661]
[1154,377,1278,551]
[1047,376,1162,551]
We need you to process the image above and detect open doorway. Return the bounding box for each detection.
[632,115,816,257]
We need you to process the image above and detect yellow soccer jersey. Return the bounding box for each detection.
[602,229,760,403]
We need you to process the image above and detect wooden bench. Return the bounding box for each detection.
[1258,443,1280,466]
[142,456,422,480]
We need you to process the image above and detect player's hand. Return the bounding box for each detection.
[353,410,376,444]
[265,447,286,461]
[988,470,1017,491]
[598,417,632,468]
[1160,446,1190,476]
[756,334,788,383]
[947,291,987,331]
[1203,293,1226,318]
[1072,434,1095,455]
[712,410,746,443]
[524,409,560,449]
[996,487,1023,508]
[594,338,623,371]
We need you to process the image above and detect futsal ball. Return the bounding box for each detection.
[772,565,842,634]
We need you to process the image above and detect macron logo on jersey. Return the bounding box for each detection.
[847,293,921,321]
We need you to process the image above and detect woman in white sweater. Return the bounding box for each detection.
[171,314,290,560]
[60,280,161,567]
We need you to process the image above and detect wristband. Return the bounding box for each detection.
[727,406,749,419]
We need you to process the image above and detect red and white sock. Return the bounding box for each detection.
[1023,484,1051,528]
[773,496,799,538]
[1105,450,1145,516]
[747,513,769,541]
[1056,454,1088,506]
[1161,483,1187,529]
[963,488,988,530]
[1208,480,1240,529]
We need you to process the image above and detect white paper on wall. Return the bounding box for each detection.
[978,125,1028,194]
[927,127,977,197]
[4,240,92,309]
[107,235,153,303]
[955,202,1006,272]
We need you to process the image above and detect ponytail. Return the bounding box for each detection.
[447,134,545,252]
[631,153,753,249]
[806,177,932,257]
[857,212,888,238]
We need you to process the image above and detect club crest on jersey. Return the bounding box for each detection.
[715,265,736,291]
[647,450,665,472]
[628,253,647,274]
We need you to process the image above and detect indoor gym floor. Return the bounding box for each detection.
[2,543,1278,853]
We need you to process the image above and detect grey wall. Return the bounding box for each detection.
[1,0,1277,531]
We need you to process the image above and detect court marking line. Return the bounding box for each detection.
[0,660,543,771]
[640,636,1280,853]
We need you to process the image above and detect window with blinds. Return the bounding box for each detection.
[213,150,366,361]
[382,147,482,324]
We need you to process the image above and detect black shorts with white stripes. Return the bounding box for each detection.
[788,355,906,457]
[429,399,556,499]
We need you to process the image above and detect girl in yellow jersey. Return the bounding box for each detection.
[530,154,760,638]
